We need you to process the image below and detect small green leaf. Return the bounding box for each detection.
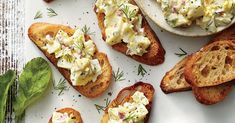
[13,57,52,123]
[0,70,16,123]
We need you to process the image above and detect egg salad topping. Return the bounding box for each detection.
[108,91,149,123]
[42,29,102,86]
[52,112,74,123]
[157,0,235,32]
[95,0,151,56]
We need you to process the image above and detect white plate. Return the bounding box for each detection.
[24,0,235,123]
[135,0,235,37]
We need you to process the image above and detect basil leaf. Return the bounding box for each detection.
[13,57,52,123]
[0,70,16,123]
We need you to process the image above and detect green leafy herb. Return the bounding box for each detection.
[53,78,68,96]
[0,70,16,123]
[175,48,187,57]
[94,98,111,114]
[121,4,137,19]
[113,68,125,82]
[138,64,147,77]
[124,112,136,121]
[34,11,43,19]
[81,25,95,35]
[47,8,58,17]
[13,57,52,123]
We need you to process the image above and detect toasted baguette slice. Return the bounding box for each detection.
[192,83,232,105]
[28,22,112,98]
[160,57,191,93]
[211,24,235,42]
[94,0,165,66]
[48,108,83,123]
[101,82,155,123]
[184,40,235,87]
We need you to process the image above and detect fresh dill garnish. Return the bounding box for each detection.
[47,8,58,17]
[81,25,95,35]
[121,4,137,20]
[138,64,147,77]
[74,42,84,50]
[94,98,111,113]
[34,11,43,19]
[53,78,68,96]
[123,112,136,121]
[175,48,188,57]
[113,68,125,82]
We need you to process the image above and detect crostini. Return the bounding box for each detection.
[101,82,155,123]
[48,108,83,123]
[94,0,165,66]
[28,22,112,98]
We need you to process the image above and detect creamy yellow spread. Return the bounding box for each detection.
[157,0,235,32]
[52,112,74,123]
[42,29,102,86]
[95,0,151,56]
[108,91,149,123]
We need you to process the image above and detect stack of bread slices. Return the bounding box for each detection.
[161,25,235,105]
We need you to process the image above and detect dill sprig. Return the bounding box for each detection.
[113,68,125,82]
[47,8,58,17]
[124,112,136,121]
[121,4,137,20]
[138,64,147,77]
[175,48,187,57]
[53,78,68,96]
[34,11,43,19]
[81,25,95,35]
[94,98,111,113]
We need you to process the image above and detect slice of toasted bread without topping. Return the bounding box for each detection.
[94,0,165,66]
[184,40,235,87]
[28,22,112,98]
[192,83,233,105]
[48,108,83,123]
[211,24,235,42]
[101,82,154,123]
[160,57,191,93]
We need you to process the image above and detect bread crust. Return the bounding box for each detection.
[48,108,83,123]
[160,57,191,93]
[192,83,233,105]
[211,24,235,42]
[184,41,235,87]
[101,82,155,123]
[94,0,165,66]
[28,22,112,98]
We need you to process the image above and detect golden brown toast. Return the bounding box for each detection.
[192,83,233,105]
[94,0,165,66]
[101,82,154,123]
[48,108,83,123]
[28,22,112,98]
[211,24,235,42]
[161,24,235,93]
[184,40,235,87]
[160,57,191,93]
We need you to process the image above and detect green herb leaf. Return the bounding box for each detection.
[113,68,125,82]
[123,112,136,121]
[94,98,111,114]
[138,64,147,77]
[175,48,188,57]
[0,70,16,123]
[81,25,95,35]
[13,57,52,123]
[53,78,68,96]
[121,4,137,20]
[47,8,58,17]
[34,11,43,19]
